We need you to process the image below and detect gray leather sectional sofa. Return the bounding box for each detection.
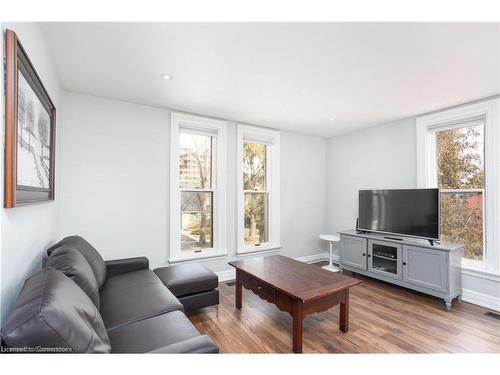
[1,236,219,354]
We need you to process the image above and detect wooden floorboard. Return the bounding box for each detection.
[188,261,500,353]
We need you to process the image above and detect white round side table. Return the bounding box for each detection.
[320,234,341,272]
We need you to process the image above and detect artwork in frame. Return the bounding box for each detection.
[4,29,56,207]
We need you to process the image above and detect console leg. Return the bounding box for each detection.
[444,298,452,311]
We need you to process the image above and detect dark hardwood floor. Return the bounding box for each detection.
[188,261,500,353]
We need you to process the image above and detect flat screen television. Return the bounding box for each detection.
[358,189,439,241]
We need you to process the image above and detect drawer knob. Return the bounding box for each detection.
[402,262,407,266]
[362,253,366,256]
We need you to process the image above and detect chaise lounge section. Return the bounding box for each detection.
[1,236,219,354]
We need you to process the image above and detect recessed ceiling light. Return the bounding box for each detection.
[161,74,173,80]
[329,117,334,121]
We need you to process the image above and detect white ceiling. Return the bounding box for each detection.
[40,22,499,137]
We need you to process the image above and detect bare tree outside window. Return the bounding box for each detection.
[436,123,484,261]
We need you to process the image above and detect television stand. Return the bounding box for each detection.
[339,230,463,311]
[383,236,404,241]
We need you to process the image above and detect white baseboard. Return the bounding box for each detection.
[216,252,331,282]
[461,288,500,312]
[217,269,236,282]
[294,252,330,263]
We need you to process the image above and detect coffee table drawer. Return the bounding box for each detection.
[241,273,276,301]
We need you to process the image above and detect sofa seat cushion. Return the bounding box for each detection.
[47,235,107,289]
[46,245,100,309]
[108,310,204,353]
[2,267,110,353]
[153,263,218,297]
[100,269,183,331]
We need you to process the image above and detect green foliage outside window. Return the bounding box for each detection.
[436,125,484,260]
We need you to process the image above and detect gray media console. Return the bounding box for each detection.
[339,230,463,310]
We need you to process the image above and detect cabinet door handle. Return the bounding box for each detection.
[368,254,372,258]
[402,262,407,266]
[362,253,366,256]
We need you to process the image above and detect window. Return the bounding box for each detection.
[237,125,280,253]
[435,121,485,261]
[170,113,226,262]
[417,99,500,274]
[180,132,214,251]
[243,142,268,245]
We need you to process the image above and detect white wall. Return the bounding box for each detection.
[326,113,500,311]
[59,92,328,274]
[326,117,416,255]
[58,93,170,267]
[0,23,62,325]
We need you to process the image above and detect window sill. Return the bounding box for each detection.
[169,253,227,264]
[236,245,282,257]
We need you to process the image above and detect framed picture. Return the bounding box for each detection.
[4,29,56,208]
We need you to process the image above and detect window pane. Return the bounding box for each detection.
[181,192,212,251]
[441,192,483,261]
[243,142,266,190]
[244,192,268,245]
[179,132,213,189]
[436,124,484,189]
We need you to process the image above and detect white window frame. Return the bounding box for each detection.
[170,113,227,263]
[237,125,280,254]
[416,98,500,275]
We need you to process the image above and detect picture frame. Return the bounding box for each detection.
[4,29,56,208]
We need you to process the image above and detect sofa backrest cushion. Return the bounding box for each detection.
[1,267,111,353]
[47,235,107,289]
[46,245,100,309]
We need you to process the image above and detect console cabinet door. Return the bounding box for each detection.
[340,235,367,270]
[402,246,448,292]
[367,240,402,279]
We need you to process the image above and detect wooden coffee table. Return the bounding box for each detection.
[229,255,361,353]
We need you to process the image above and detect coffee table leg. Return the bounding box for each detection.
[340,289,349,333]
[292,299,303,353]
[235,270,242,309]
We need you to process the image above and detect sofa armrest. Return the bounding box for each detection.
[148,335,219,354]
[105,257,149,277]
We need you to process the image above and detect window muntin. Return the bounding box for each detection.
[435,122,485,261]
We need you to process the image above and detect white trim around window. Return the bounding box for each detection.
[237,125,280,254]
[170,113,227,263]
[416,98,500,275]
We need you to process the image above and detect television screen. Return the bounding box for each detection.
[358,189,439,240]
